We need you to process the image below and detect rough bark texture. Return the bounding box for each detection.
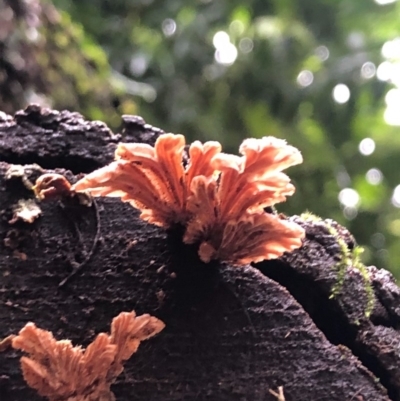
[1,105,400,401]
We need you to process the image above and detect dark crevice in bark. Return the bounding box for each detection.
[259,259,397,401]
[259,259,357,346]
[0,153,100,175]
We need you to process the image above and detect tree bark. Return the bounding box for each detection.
[1,105,399,401]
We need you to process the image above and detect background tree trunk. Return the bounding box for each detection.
[1,105,400,401]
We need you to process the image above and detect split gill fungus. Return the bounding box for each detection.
[36,134,305,265]
[11,311,165,401]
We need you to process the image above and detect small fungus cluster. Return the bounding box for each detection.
[12,311,165,401]
[69,134,305,265]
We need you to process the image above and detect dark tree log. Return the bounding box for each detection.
[0,105,399,401]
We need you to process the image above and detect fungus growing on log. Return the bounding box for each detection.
[70,134,304,264]
[11,311,165,401]
[53,134,304,265]
[33,173,74,200]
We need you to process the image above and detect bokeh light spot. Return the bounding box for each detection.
[162,19,177,37]
[358,138,375,156]
[377,61,393,81]
[391,185,400,207]
[332,84,350,104]
[315,45,329,61]
[213,31,230,48]
[129,54,148,76]
[384,88,400,125]
[239,38,254,53]
[229,20,245,35]
[382,38,400,59]
[297,70,314,87]
[339,188,360,208]
[375,0,397,5]
[214,44,238,65]
[366,168,383,185]
[343,207,358,220]
[361,62,376,79]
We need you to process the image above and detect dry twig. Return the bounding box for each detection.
[33,173,100,287]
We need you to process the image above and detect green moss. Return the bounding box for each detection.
[300,212,375,317]
[299,210,321,223]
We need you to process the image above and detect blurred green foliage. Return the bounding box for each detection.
[3,0,400,277]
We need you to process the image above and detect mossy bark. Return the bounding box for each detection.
[0,105,399,401]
